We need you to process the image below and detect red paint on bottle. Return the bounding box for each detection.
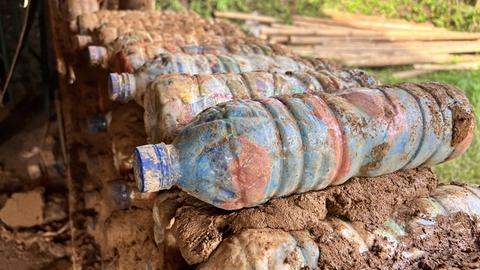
[224,135,271,209]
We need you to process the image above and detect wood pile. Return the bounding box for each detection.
[215,10,480,75]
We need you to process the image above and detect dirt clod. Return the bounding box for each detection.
[0,189,45,227]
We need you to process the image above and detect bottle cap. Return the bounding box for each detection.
[88,46,108,67]
[87,113,111,133]
[108,180,130,210]
[134,144,176,193]
[108,73,136,103]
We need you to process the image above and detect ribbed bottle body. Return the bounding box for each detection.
[143,69,377,142]
[110,53,322,105]
[92,39,277,71]
[198,229,319,270]
[138,83,474,209]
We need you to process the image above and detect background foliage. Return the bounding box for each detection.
[157,0,480,31]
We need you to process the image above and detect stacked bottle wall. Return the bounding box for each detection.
[54,2,478,268]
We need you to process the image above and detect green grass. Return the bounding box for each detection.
[368,68,480,183]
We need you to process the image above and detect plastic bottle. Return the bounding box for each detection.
[198,229,319,270]
[67,0,99,21]
[87,112,111,133]
[133,83,475,210]
[105,180,156,210]
[87,42,279,71]
[138,70,377,142]
[108,52,317,101]
[87,31,162,69]
[198,184,480,269]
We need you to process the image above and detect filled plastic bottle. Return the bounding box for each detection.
[87,41,277,71]
[105,180,157,210]
[135,69,377,142]
[76,10,203,34]
[67,0,99,21]
[198,184,480,269]
[126,52,309,76]
[87,112,111,133]
[133,82,475,210]
[108,52,315,98]
[86,31,160,67]
[198,229,319,270]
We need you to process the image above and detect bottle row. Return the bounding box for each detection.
[134,83,475,209]
[73,10,245,50]
[86,38,288,71]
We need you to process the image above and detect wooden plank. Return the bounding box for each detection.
[393,62,480,78]
[341,55,452,67]
[293,14,456,33]
[287,33,480,43]
[268,35,289,43]
[341,54,480,67]
[260,25,381,37]
[290,40,480,54]
[322,9,438,30]
[214,11,276,23]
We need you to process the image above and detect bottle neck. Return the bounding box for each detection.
[134,143,179,193]
[88,46,108,67]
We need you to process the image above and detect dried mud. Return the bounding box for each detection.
[108,101,147,173]
[409,82,475,148]
[313,211,480,269]
[158,168,437,264]
[102,209,162,269]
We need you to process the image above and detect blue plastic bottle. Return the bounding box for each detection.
[134,83,475,210]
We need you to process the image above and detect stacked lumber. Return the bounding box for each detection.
[215,9,480,71]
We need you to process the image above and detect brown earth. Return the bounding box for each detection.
[313,210,480,269]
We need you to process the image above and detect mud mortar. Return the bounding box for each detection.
[313,212,480,269]
[159,168,437,264]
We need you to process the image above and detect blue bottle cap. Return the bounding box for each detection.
[88,114,108,133]
[133,144,175,193]
[108,180,130,210]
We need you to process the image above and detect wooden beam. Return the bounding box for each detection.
[214,11,276,23]
[393,62,480,78]
[293,14,451,32]
[287,33,480,43]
